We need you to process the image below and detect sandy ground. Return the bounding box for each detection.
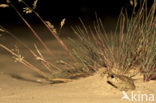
[0,38,156,103]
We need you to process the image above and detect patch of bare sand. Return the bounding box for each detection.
[0,40,156,103]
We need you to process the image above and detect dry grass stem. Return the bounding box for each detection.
[10,4,52,55]
[0,44,49,78]
[0,0,155,83]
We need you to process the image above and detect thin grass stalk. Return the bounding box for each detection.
[35,13,68,51]
[22,60,48,79]
[0,26,55,75]
[0,44,48,78]
[29,50,60,71]
[0,25,33,52]
[35,13,78,61]
[30,49,56,74]
[10,4,52,55]
[19,0,77,61]
[20,1,70,55]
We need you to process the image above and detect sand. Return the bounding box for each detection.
[0,39,156,103]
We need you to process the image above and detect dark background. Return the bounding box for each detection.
[0,0,154,37]
[0,0,131,24]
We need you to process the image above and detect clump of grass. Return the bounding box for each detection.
[0,0,90,82]
[68,0,156,81]
[0,0,156,83]
[129,0,156,81]
[0,0,73,83]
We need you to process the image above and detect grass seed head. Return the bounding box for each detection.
[11,46,24,63]
[13,54,24,63]
[0,28,5,32]
[6,0,10,3]
[33,0,38,9]
[18,0,23,2]
[45,21,57,34]
[130,0,137,7]
[23,7,32,14]
[60,18,66,29]
[0,4,9,8]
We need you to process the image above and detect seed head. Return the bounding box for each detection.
[18,0,23,2]
[45,21,57,34]
[0,28,5,32]
[60,18,66,29]
[0,4,9,8]
[33,0,38,9]
[23,7,32,14]
[6,0,11,3]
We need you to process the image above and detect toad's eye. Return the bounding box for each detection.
[111,75,114,78]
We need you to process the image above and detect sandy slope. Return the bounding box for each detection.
[0,39,156,103]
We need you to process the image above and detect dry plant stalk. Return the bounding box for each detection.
[0,44,48,78]
[0,44,72,83]
[10,4,52,55]
[1,0,155,83]
[16,0,73,59]
[33,44,56,74]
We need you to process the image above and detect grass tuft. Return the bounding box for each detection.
[0,0,156,83]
